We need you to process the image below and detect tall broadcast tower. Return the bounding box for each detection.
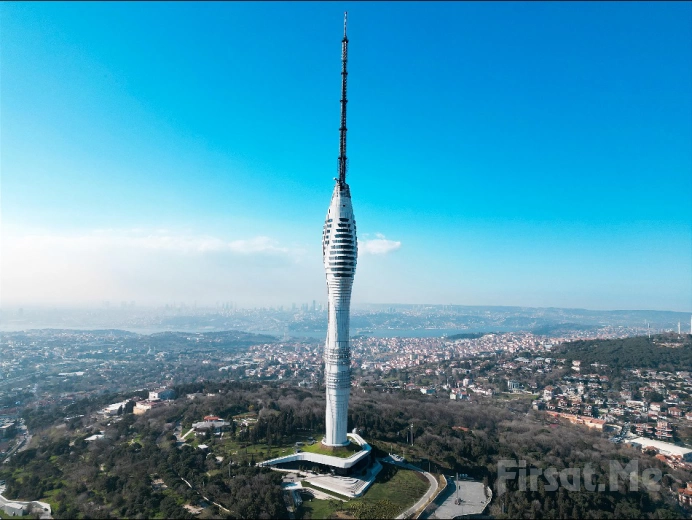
[322,12,357,447]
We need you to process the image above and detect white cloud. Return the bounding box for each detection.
[5,230,288,255]
[0,228,404,306]
[0,229,305,306]
[359,233,402,255]
[227,236,289,254]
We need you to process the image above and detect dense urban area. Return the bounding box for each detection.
[1,305,691,519]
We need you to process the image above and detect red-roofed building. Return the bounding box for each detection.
[545,411,605,430]
[679,482,692,508]
[656,420,673,440]
[635,423,654,434]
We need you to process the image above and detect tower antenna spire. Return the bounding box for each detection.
[338,11,349,184]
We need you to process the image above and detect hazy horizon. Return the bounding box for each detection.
[1,302,690,338]
[1,302,691,314]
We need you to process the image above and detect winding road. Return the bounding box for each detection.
[380,459,439,520]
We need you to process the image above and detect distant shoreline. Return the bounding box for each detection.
[0,324,648,339]
[0,325,514,338]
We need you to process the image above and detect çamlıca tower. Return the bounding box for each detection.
[322,12,357,447]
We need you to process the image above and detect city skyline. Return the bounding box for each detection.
[1,2,691,311]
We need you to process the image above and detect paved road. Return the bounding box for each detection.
[2,436,26,463]
[17,434,32,453]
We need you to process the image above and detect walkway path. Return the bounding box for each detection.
[398,470,438,519]
[2,436,27,463]
[17,434,32,453]
[380,458,439,520]
[180,476,231,514]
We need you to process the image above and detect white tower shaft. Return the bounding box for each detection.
[322,186,357,446]
[322,12,356,447]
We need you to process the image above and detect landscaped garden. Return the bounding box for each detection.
[300,438,362,458]
[295,464,430,519]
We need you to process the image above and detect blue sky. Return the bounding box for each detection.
[1,1,690,310]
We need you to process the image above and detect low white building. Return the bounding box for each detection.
[628,437,692,462]
[134,400,165,415]
[450,389,469,401]
[100,401,129,416]
[192,420,230,434]
[149,388,176,401]
[3,502,29,517]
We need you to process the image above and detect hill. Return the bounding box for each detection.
[555,334,692,371]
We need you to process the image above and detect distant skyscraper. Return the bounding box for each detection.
[322,12,357,446]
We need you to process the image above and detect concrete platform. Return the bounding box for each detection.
[304,459,382,498]
[279,459,383,499]
[421,479,491,519]
[259,433,371,470]
[267,434,381,499]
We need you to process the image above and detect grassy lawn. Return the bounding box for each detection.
[352,466,428,511]
[207,430,332,463]
[192,429,368,469]
[296,496,343,520]
[301,440,361,458]
[297,465,430,519]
